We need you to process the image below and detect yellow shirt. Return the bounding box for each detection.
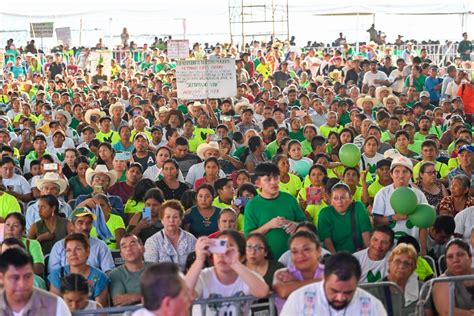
[0,192,21,218]
[413,160,449,180]
[90,213,125,249]
[297,186,327,226]
[279,173,303,197]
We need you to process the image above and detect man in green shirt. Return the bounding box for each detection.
[109,234,154,306]
[368,159,393,198]
[244,162,306,259]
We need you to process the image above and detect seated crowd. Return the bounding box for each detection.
[0,36,473,316]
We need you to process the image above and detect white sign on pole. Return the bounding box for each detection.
[30,22,54,38]
[89,50,113,78]
[176,59,236,100]
[167,40,190,59]
[55,27,71,46]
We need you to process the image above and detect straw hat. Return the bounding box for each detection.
[84,109,106,125]
[109,102,125,115]
[85,165,118,187]
[375,86,392,100]
[53,110,72,126]
[36,172,68,195]
[234,101,254,114]
[196,141,220,160]
[382,95,400,107]
[356,96,377,108]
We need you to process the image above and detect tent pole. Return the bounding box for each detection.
[356,13,359,54]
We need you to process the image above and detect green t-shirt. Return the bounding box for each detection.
[109,262,155,296]
[404,74,427,92]
[339,111,351,126]
[124,199,145,214]
[413,131,428,142]
[189,127,215,153]
[278,173,303,197]
[266,140,279,159]
[288,129,304,142]
[90,214,126,249]
[416,256,434,281]
[319,125,343,138]
[0,192,21,219]
[212,196,232,209]
[96,130,121,144]
[368,180,385,198]
[413,160,449,180]
[21,237,45,264]
[244,192,306,259]
[297,186,328,226]
[301,139,312,156]
[318,201,373,253]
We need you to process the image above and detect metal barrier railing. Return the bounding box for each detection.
[416,274,474,316]
[72,304,140,315]
[71,282,404,316]
[359,281,404,316]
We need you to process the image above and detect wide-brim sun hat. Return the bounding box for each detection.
[85,164,118,187]
[36,172,68,195]
[196,141,220,160]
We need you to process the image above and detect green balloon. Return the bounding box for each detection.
[339,143,361,167]
[390,187,418,215]
[408,203,436,228]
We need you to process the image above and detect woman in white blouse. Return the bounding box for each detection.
[143,200,196,271]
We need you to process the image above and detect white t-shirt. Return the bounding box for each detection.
[143,164,185,182]
[2,174,31,195]
[360,153,385,178]
[372,184,428,239]
[363,71,388,87]
[353,248,389,283]
[454,206,474,241]
[193,267,255,316]
[389,69,405,93]
[304,56,322,78]
[281,280,387,316]
[445,81,460,99]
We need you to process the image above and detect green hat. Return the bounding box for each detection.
[69,207,96,221]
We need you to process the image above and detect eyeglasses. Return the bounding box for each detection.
[392,259,413,268]
[246,245,265,252]
[422,170,436,175]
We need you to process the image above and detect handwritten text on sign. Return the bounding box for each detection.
[176,59,236,99]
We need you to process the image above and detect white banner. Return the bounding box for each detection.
[176,59,237,100]
[167,39,189,59]
[55,27,71,46]
[89,50,113,79]
[30,22,54,38]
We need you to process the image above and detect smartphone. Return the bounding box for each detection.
[133,110,140,117]
[208,239,227,254]
[44,163,58,171]
[306,187,323,205]
[234,196,249,207]
[221,115,232,122]
[116,152,131,161]
[142,207,152,221]
[90,115,97,123]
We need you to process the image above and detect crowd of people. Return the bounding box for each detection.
[0,31,473,316]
